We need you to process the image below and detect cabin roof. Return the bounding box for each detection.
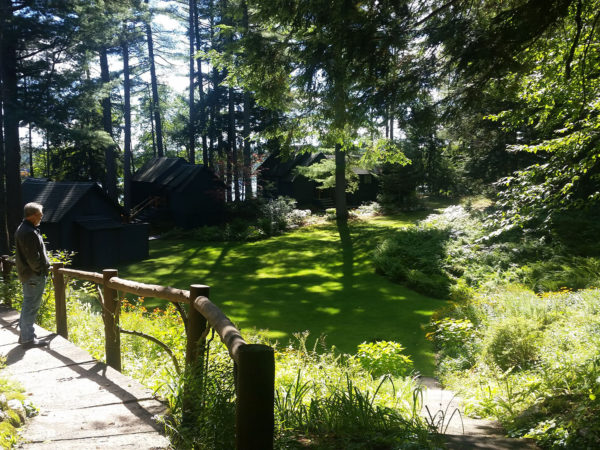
[132,157,224,193]
[132,157,186,184]
[260,151,376,182]
[260,151,326,180]
[21,178,118,223]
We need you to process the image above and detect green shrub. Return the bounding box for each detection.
[350,201,382,218]
[354,341,413,378]
[374,203,600,300]
[260,196,298,235]
[405,269,451,299]
[484,317,541,371]
[0,359,31,448]
[428,318,475,355]
[274,333,435,448]
[374,226,451,298]
[0,421,17,448]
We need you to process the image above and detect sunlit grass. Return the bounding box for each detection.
[119,215,447,375]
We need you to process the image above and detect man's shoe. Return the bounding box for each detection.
[21,338,48,348]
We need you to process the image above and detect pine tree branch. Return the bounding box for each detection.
[415,0,463,27]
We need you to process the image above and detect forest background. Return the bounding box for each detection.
[0,0,597,249]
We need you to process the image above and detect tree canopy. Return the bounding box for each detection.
[1,0,599,251]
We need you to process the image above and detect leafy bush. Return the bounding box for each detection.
[519,256,600,292]
[374,204,600,298]
[259,196,298,235]
[427,318,475,357]
[377,156,424,212]
[0,358,37,448]
[484,317,541,371]
[325,208,336,220]
[354,341,413,378]
[350,201,382,218]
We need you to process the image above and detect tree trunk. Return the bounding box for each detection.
[146,83,157,157]
[229,87,238,201]
[144,0,164,157]
[122,36,132,210]
[1,3,22,241]
[193,0,208,165]
[28,123,34,177]
[188,0,196,164]
[334,142,347,221]
[0,63,9,253]
[208,0,218,171]
[223,0,236,201]
[99,47,118,201]
[242,1,252,200]
[333,78,348,222]
[45,129,50,178]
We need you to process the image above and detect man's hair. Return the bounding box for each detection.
[23,202,43,218]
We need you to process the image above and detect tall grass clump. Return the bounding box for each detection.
[429,286,600,448]
[273,333,438,448]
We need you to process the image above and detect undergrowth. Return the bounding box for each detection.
[37,287,439,449]
[429,286,600,448]
[374,204,600,298]
[375,203,600,447]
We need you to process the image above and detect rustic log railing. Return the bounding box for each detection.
[1,260,274,450]
[1,255,14,308]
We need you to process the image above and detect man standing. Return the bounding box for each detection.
[15,202,50,348]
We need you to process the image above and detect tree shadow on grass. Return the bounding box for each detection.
[337,218,354,292]
[119,219,447,375]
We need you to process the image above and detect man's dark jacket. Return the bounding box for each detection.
[15,220,50,282]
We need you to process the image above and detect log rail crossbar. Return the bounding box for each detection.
[1,257,274,450]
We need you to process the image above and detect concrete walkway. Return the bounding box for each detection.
[0,306,170,449]
[419,377,538,449]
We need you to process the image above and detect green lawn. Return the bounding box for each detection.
[119,213,446,375]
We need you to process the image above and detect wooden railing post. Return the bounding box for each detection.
[236,344,275,450]
[186,284,209,367]
[103,269,121,371]
[1,255,13,308]
[183,284,209,423]
[52,263,68,339]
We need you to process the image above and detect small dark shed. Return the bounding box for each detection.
[131,157,225,228]
[21,178,149,269]
[258,151,379,209]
